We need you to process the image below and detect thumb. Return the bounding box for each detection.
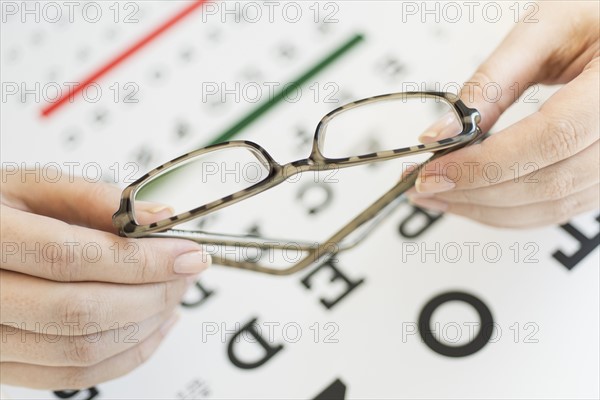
[458,25,544,134]
[1,168,172,233]
[420,3,583,143]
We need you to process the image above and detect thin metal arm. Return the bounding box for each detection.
[148,229,319,251]
[252,127,487,275]
[185,128,486,275]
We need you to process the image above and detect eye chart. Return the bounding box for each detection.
[1,1,599,399]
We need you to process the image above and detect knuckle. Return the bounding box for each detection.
[158,279,185,310]
[129,242,152,282]
[131,241,156,282]
[539,117,585,164]
[47,226,80,282]
[467,141,496,188]
[61,294,107,329]
[77,183,111,226]
[63,337,103,366]
[159,281,171,310]
[542,168,576,200]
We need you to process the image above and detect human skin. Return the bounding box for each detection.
[408,1,600,228]
[1,1,598,392]
[0,173,211,389]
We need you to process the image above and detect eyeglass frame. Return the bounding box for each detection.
[113,91,482,275]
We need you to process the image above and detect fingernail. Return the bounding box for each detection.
[173,251,211,274]
[159,313,180,336]
[409,198,448,213]
[418,112,459,143]
[416,176,456,193]
[418,130,440,141]
[135,202,175,224]
[147,204,174,214]
[136,201,175,214]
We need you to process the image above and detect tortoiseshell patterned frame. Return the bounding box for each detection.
[113,91,481,275]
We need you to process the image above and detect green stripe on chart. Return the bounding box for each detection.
[205,33,365,146]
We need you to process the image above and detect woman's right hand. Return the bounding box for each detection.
[1,170,211,390]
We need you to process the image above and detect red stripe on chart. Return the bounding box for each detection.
[41,0,209,117]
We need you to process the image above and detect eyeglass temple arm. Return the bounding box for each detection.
[147,229,319,251]
[142,169,421,274]
[152,129,487,274]
[309,127,489,253]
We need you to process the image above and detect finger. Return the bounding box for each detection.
[0,269,194,334]
[0,314,178,390]
[418,111,463,143]
[0,172,172,234]
[409,184,599,229]
[411,140,600,207]
[417,2,599,145]
[416,64,599,193]
[0,308,177,366]
[1,206,211,283]
[460,2,599,134]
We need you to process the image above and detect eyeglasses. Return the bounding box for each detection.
[113,91,482,275]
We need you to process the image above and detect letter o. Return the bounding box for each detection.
[418,291,494,357]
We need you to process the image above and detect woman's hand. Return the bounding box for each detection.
[408,1,599,228]
[0,169,211,389]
